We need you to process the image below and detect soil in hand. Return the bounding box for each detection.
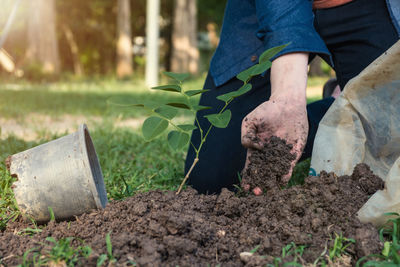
[242,136,296,192]
[0,164,384,266]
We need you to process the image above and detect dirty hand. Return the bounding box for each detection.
[240,52,309,195]
[241,98,308,194]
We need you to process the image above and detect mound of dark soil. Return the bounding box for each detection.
[0,164,384,266]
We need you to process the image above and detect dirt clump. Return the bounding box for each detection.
[242,136,296,191]
[0,164,384,266]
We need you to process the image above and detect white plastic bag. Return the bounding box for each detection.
[310,40,400,226]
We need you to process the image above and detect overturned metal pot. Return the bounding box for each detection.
[7,124,108,223]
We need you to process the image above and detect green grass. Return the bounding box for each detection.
[17,237,92,267]
[266,242,306,267]
[307,76,331,88]
[0,75,325,120]
[97,232,117,266]
[0,76,205,120]
[93,123,185,200]
[356,213,400,266]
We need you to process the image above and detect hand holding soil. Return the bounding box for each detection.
[241,98,308,194]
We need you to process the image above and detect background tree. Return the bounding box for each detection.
[170,0,199,74]
[197,0,226,32]
[25,0,60,74]
[117,0,133,78]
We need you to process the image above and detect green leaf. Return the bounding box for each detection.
[250,245,261,254]
[250,61,272,76]
[216,91,238,102]
[163,72,189,82]
[154,106,178,119]
[177,124,197,132]
[192,105,212,111]
[185,89,210,97]
[130,104,145,108]
[166,102,191,110]
[259,43,290,63]
[48,206,55,221]
[236,68,252,82]
[107,99,144,108]
[142,116,169,141]
[204,110,232,128]
[151,84,181,93]
[107,98,161,109]
[216,84,252,102]
[167,131,190,150]
[383,212,400,217]
[106,232,113,256]
[97,254,107,267]
[235,83,252,96]
[382,241,390,257]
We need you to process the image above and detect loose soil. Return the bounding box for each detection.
[242,136,296,191]
[0,163,384,266]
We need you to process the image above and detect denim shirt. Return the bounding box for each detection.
[209,0,400,87]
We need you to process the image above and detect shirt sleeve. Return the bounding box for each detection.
[255,0,331,62]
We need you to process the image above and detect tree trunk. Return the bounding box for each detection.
[145,0,160,87]
[171,0,199,74]
[117,0,133,78]
[62,24,83,76]
[25,0,60,74]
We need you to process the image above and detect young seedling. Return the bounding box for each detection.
[17,227,42,236]
[328,233,355,261]
[97,232,116,266]
[17,237,92,267]
[136,44,287,194]
[356,212,400,266]
[45,237,92,266]
[48,206,56,222]
[18,247,44,267]
[262,242,305,267]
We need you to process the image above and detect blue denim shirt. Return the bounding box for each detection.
[210,0,400,87]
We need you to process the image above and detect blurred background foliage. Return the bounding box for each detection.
[0,0,232,80]
[0,0,331,81]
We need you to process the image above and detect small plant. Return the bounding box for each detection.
[0,163,20,231]
[48,206,56,222]
[97,232,117,266]
[17,247,45,267]
[266,242,306,267]
[328,233,355,261]
[356,212,400,266]
[17,237,92,267]
[134,45,287,194]
[45,237,92,266]
[17,227,43,236]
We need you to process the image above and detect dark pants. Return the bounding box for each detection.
[185,0,399,194]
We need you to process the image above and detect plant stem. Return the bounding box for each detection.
[176,158,199,195]
[176,96,234,195]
